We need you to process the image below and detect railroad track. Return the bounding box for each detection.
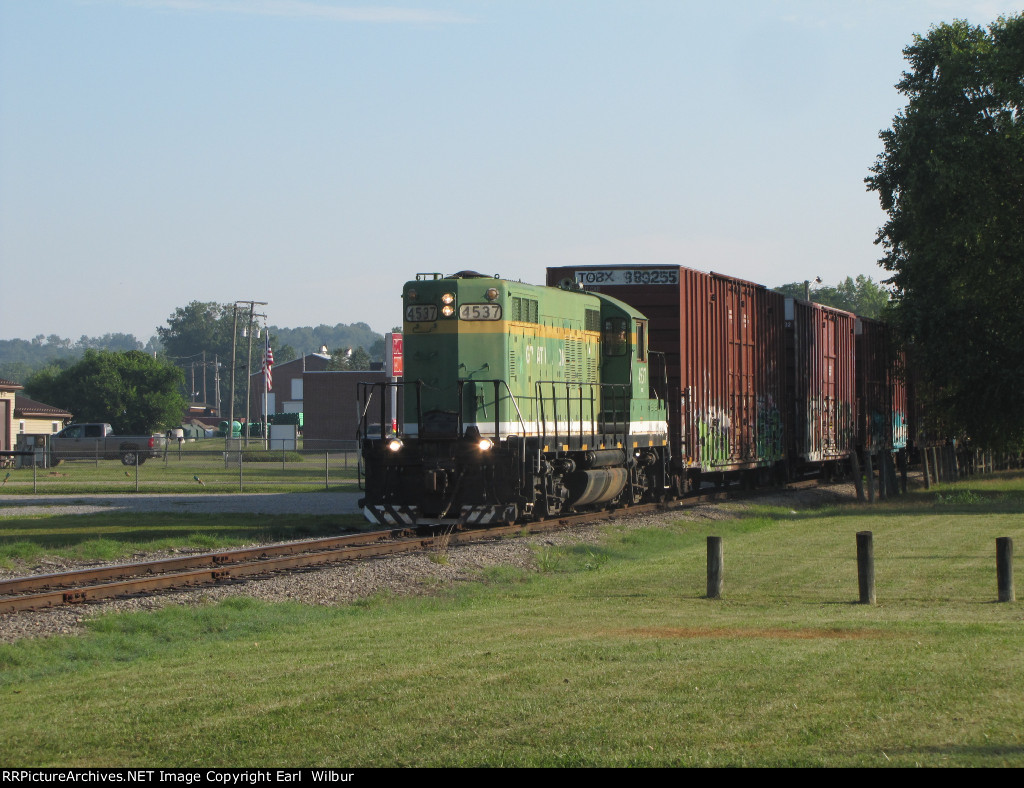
[0,481,825,615]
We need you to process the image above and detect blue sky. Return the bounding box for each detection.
[1,0,1019,344]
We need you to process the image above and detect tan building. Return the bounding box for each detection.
[14,395,74,452]
[0,380,73,466]
[0,378,20,454]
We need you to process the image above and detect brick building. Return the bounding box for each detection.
[248,352,331,421]
[248,354,396,449]
[302,370,394,450]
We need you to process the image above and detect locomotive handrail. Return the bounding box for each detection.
[356,380,422,439]
[455,378,529,440]
[534,381,631,449]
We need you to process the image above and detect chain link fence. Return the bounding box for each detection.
[0,440,362,493]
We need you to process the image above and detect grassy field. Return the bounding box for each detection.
[0,445,361,494]
[1,474,1022,766]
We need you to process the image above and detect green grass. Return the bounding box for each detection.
[1,473,1023,766]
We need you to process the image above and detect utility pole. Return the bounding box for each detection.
[229,301,267,446]
[244,309,266,448]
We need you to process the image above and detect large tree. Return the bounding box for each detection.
[865,15,1024,448]
[25,350,187,434]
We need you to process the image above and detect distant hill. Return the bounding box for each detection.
[0,334,159,384]
[269,322,386,362]
[0,323,388,385]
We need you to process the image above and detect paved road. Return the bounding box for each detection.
[0,492,365,517]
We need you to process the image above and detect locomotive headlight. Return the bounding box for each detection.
[441,305,455,317]
[407,289,417,301]
[478,438,494,451]
[387,438,404,452]
[441,293,455,305]
[485,287,499,302]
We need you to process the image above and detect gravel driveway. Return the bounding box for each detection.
[0,492,364,518]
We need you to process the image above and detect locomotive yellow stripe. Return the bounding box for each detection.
[404,319,607,342]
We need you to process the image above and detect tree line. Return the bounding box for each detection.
[867,13,1024,450]
[771,275,890,319]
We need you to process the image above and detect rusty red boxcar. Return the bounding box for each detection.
[547,264,786,491]
[784,298,857,472]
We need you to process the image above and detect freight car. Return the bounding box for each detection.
[357,272,671,526]
[784,298,857,478]
[546,265,908,489]
[547,265,790,491]
[851,311,909,485]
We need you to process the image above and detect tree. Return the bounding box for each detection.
[25,350,187,434]
[327,346,374,371]
[773,275,891,318]
[157,301,236,363]
[865,15,1024,448]
[157,301,238,409]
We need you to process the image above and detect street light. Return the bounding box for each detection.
[804,277,822,301]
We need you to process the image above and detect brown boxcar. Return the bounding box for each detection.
[855,316,909,453]
[784,298,857,469]
[547,265,786,489]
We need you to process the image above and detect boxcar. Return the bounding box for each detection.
[547,265,787,490]
[855,316,909,455]
[784,298,857,474]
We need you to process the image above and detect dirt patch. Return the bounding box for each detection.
[618,626,887,640]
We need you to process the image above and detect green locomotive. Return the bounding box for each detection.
[358,271,670,525]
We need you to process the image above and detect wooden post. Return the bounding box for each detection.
[864,452,876,504]
[887,452,901,497]
[857,531,875,605]
[851,450,865,502]
[706,536,723,599]
[997,537,1015,603]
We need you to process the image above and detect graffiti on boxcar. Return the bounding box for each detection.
[698,408,731,466]
[756,398,785,463]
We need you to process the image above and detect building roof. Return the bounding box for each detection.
[248,352,331,380]
[0,378,24,392]
[14,395,72,419]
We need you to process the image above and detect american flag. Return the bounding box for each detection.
[262,335,274,392]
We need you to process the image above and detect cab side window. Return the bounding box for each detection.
[636,320,647,362]
[603,318,629,357]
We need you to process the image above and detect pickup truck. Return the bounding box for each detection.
[49,423,168,465]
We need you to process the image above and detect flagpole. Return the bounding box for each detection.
[266,329,274,448]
